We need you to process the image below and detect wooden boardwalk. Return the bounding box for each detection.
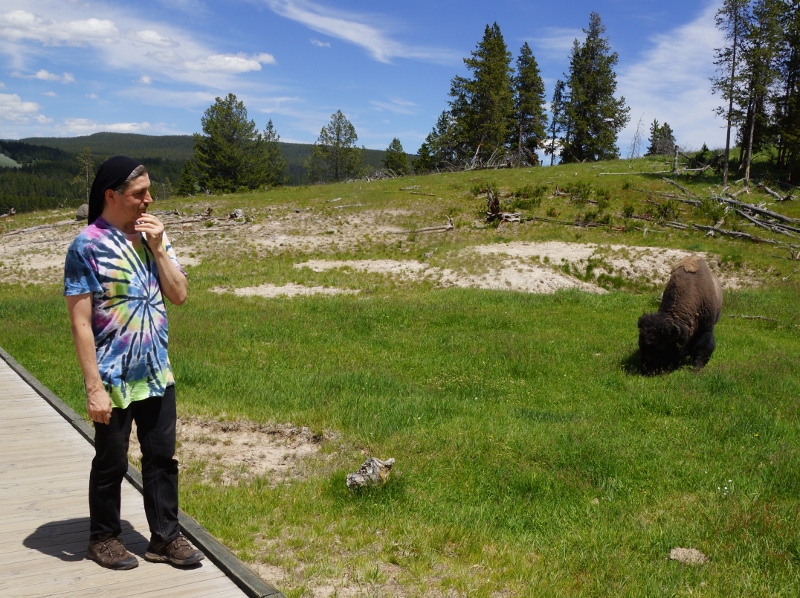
[0,348,283,598]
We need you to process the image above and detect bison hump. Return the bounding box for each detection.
[674,254,703,274]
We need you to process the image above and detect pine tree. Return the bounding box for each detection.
[774,0,800,181]
[177,160,198,196]
[545,79,568,166]
[511,42,547,166]
[305,110,365,183]
[739,0,783,184]
[413,141,435,174]
[75,147,93,203]
[194,93,266,193]
[262,119,288,187]
[415,111,459,173]
[448,22,514,166]
[646,120,677,155]
[561,13,630,163]
[711,0,751,185]
[382,138,410,176]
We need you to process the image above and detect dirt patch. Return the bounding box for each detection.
[469,241,747,289]
[669,547,709,565]
[293,254,606,294]
[129,417,325,487]
[211,283,360,298]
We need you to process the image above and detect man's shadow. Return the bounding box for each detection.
[23,518,147,562]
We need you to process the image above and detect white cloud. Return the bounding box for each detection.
[12,69,74,83]
[618,3,726,152]
[0,10,118,45]
[531,27,582,60]
[264,0,458,64]
[370,98,417,115]
[61,117,154,135]
[310,38,330,48]
[0,92,49,123]
[140,75,153,85]
[184,52,276,74]
[0,5,278,89]
[128,29,180,48]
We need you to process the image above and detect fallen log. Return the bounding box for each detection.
[691,223,778,244]
[716,195,800,225]
[486,211,521,223]
[733,209,800,237]
[392,217,454,234]
[756,184,794,202]
[661,177,696,197]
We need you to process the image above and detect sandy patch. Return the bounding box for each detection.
[0,219,77,283]
[129,417,324,487]
[471,241,745,289]
[211,283,359,298]
[669,547,709,565]
[440,260,606,294]
[296,259,431,276]
[294,256,604,294]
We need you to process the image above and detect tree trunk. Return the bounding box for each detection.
[722,17,740,186]
[744,96,757,187]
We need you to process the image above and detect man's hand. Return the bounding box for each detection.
[86,386,113,425]
[134,212,165,248]
[135,214,188,305]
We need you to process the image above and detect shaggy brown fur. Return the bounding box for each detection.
[638,255,723,374]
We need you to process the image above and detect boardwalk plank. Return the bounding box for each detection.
[0,350,284,598]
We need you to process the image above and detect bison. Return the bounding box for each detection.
[638,254,723,374]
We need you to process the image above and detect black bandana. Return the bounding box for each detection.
[88,155,143,224]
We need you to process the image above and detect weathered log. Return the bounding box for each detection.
[691,223,777,244]
[716,195,800,224]
[346,457,395,490]
[393,217,454,234]
[757,184,794,202]
[734,209,800,237]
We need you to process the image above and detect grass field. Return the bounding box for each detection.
[1,155,799,596]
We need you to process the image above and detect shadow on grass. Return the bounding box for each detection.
[621,348,645,375]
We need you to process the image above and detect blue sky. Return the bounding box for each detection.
[1,0,727,156]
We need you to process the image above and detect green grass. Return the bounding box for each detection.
[2,156,800,596]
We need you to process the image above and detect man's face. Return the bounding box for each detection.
[114,174,152,223]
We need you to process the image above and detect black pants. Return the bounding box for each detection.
[89,386,179,545]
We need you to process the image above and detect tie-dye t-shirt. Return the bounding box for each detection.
[64,216,186,409]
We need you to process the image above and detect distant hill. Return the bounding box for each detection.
[13,132,389,178]
[0,132,394,214]
[17,132,195,161]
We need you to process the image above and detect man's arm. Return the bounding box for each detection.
[135,213,188,305]
[66,293,113,424]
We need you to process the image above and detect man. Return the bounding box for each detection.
[64,156,203,570]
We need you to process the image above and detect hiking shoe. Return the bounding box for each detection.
[145,534,204,567]
[86,537,139,570]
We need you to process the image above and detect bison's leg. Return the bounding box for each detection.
[689,329,716,369]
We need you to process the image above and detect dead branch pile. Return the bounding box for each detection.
[715,193,800,238]
[485,188,521,223]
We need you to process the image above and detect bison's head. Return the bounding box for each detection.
[637,313,687,374]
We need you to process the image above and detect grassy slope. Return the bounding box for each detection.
[0,153,20,168]
[1,156,799,597]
